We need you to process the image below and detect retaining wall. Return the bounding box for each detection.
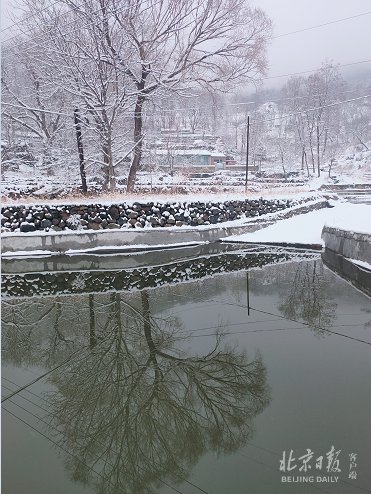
[2,200,329,255]
[321,227,371,264]
[321,226,371,296]
[1,198,297,233]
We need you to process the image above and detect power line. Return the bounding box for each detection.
[1,102,71,117]
[251,94,371,125]
[3,0,371,84]
[1,0,64,33]
[186,296,371,347]
[250,306,371,346]
[3,378,205,493]
[262,59,371,80]
[273,11,371,39]
[1,0,106,45]
[151,84,371,114]
[1,347,83,403]
[2,405,115,487]
[3,93,370,123]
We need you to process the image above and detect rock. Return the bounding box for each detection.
[175,221,183,227]
[129,211,138,219]
[129,218,137,226]
[41,219,53,229]
[88,222,101,230]
[108,207,120,220]
[20,222,36,232]
[107,223,120,229]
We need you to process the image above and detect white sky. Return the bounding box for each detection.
[1,0,371,88]
[251,0,371,87]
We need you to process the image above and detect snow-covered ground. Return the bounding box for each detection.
[224,202,371,246]
[2,143,371,203]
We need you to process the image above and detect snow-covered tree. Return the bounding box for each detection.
[76,0,272,191]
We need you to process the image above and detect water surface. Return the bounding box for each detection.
[2,249,371,494]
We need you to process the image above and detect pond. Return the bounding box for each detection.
[2,245,371,494]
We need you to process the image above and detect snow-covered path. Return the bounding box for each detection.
[224,202,371,246]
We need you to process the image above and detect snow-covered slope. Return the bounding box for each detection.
[224,203,371,246]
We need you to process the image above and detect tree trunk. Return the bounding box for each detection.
[316,124,321,177]
[304,150,309,178]
[309,140,315,173]
[322,128,328,159]
[74,108,88,194]
[127,95,145,193]
[356,136,369,151]
[328,158,335,178]
[281,154,286,178]
[301,147,305,171]
[102,135,115,191]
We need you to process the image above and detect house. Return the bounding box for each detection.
[155,148,226,171]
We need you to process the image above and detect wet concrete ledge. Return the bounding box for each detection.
[2,200,329,255]
[321,226,371,297]
[322,249,371,296]
[321,226,371,265]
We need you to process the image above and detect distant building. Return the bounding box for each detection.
[155,148,226,171]
[145,128,231,172]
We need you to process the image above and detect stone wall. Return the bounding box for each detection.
[2,248,318,298]
[2,199,329,255]
[1,198,304,233]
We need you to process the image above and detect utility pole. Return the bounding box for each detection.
[74,108,88,194]
[246,271,250,316]
[245,115,250,192]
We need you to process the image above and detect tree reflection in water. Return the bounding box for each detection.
[278,261,336,334]
[46,290,270,494]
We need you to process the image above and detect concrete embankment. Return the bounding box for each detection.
[1,200,329,255]
[321,226,371,296]
[321,227,371,264]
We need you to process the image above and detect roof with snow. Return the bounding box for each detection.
[155,149,225,157]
